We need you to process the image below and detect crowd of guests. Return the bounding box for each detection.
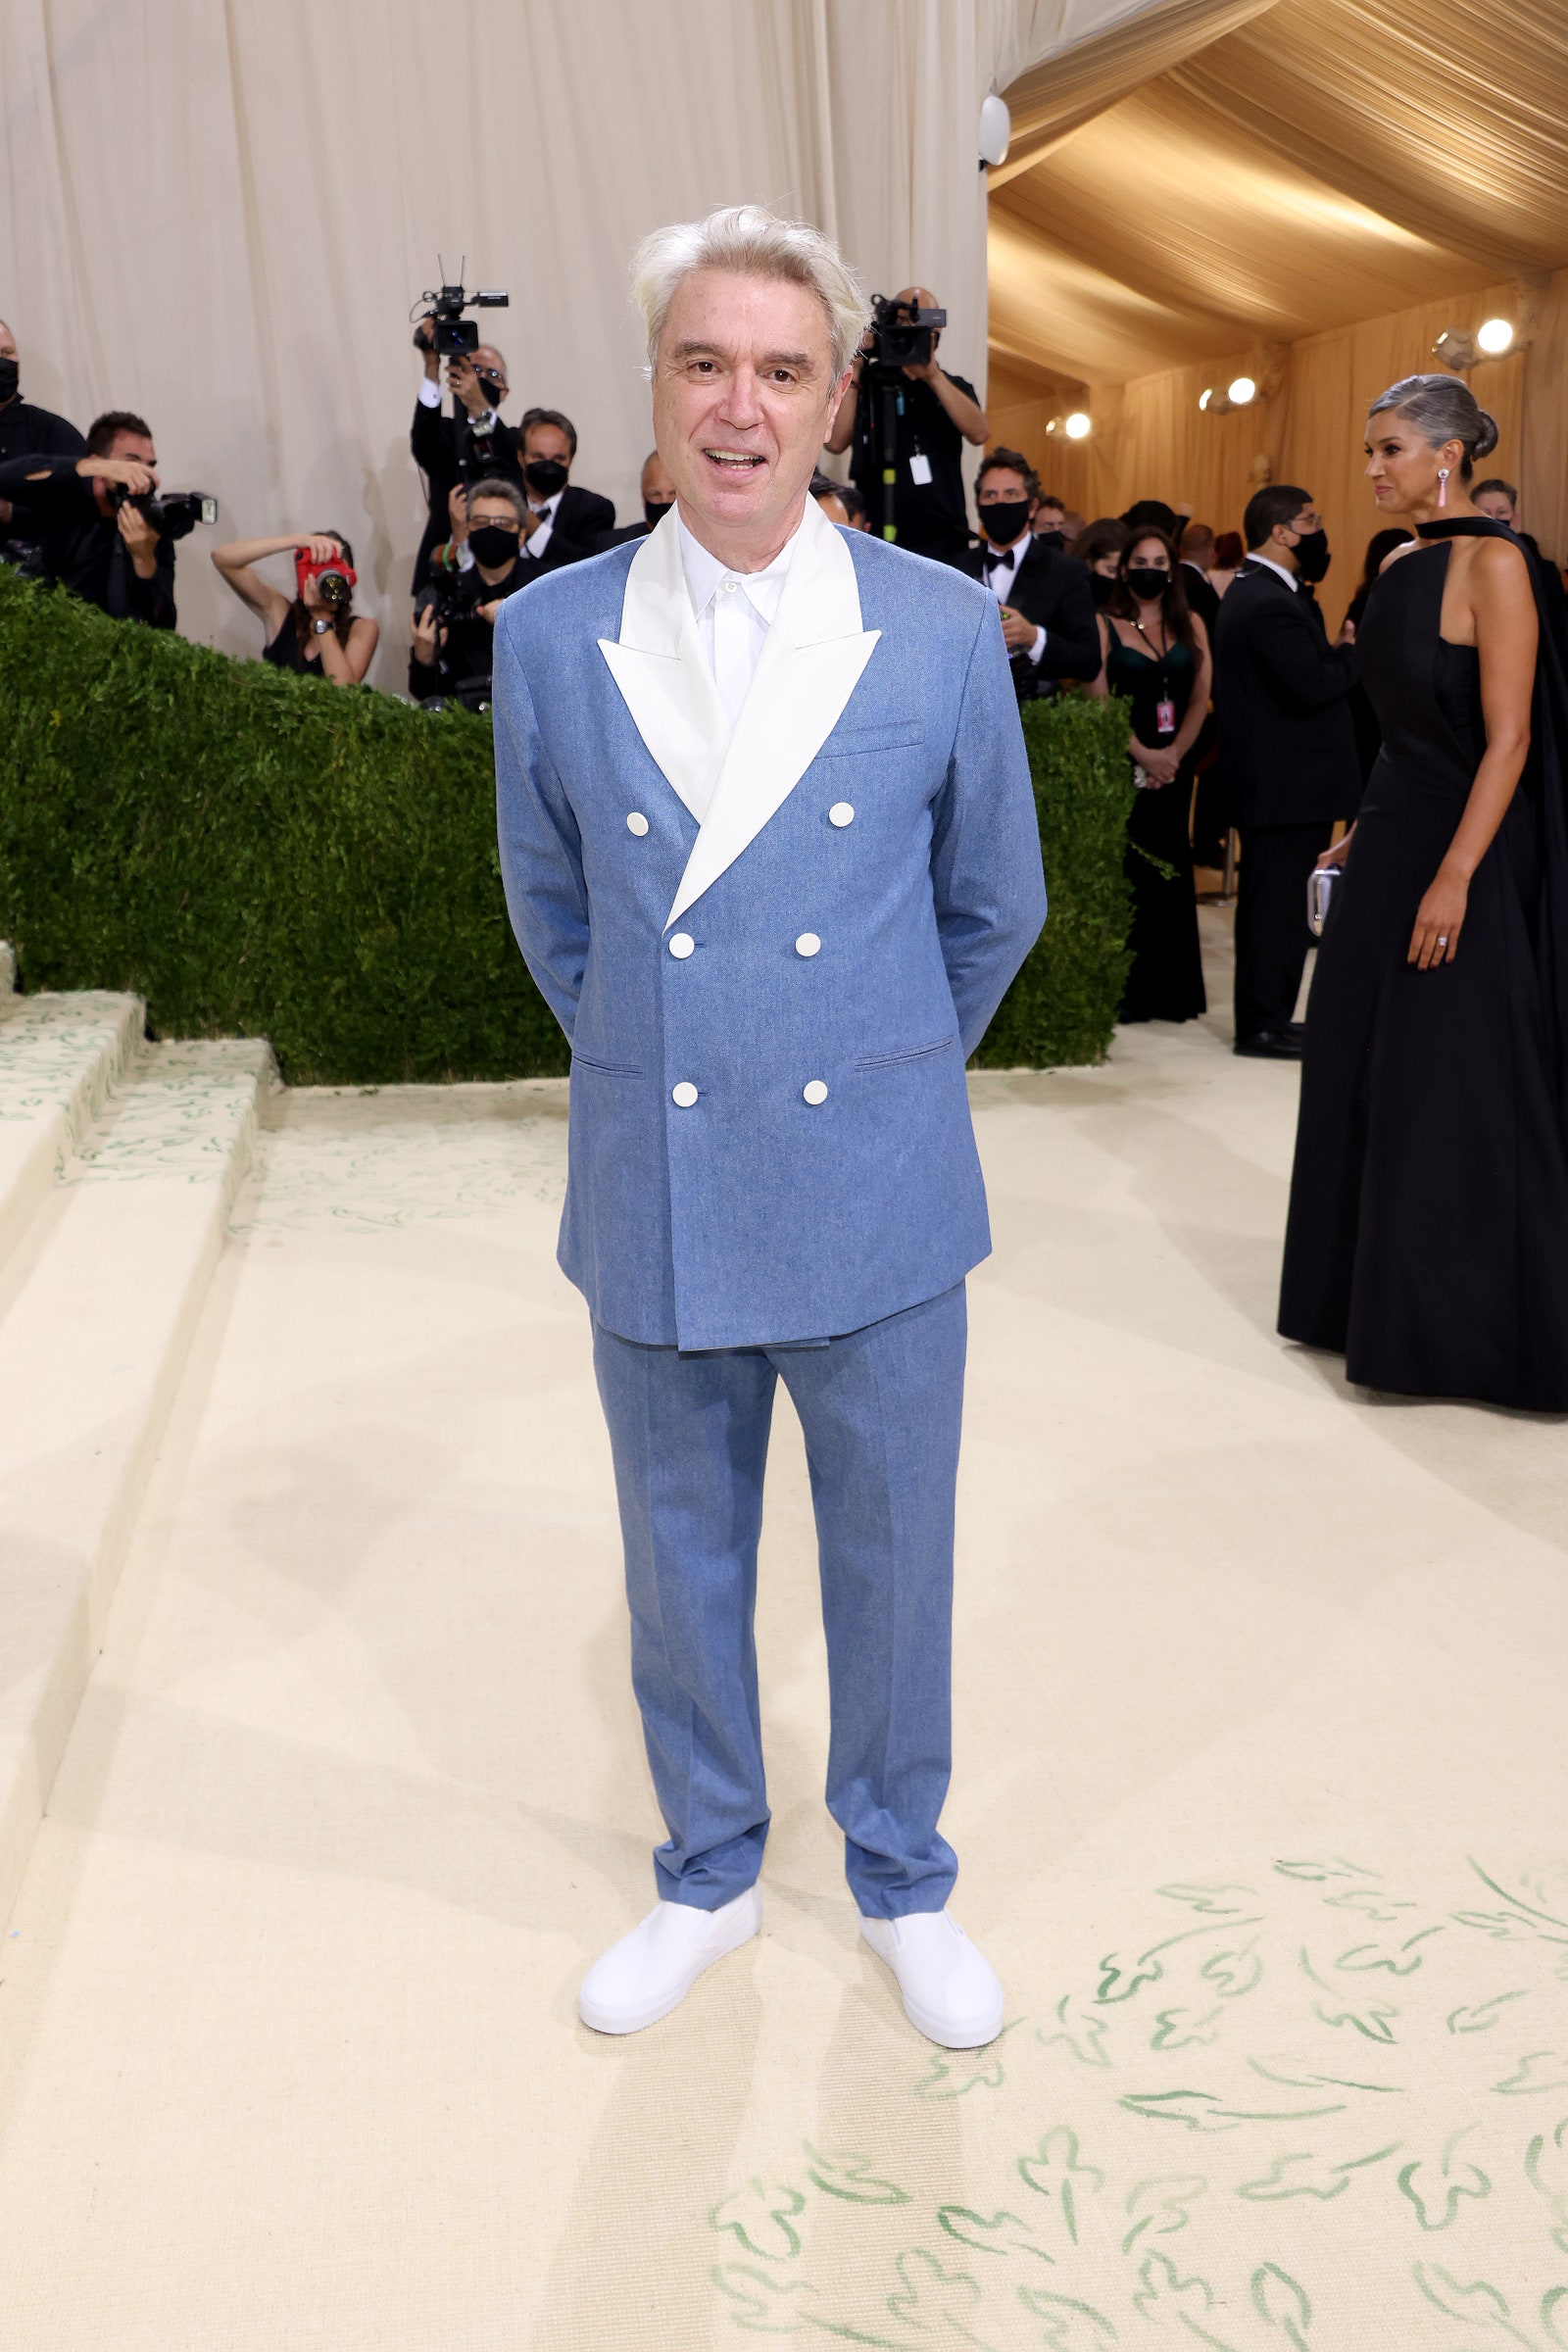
[7,294,1566,1063]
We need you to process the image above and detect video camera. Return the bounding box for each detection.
[107,486,218,542]
[867,293,947,373]
[414,270,510,358]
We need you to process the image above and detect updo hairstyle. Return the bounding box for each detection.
[1366,373,1499,482]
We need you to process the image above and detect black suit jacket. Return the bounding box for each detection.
[1212,561,1359,827]
[510,481,618,577]
[954,535,1101,697]
[1180,561,1221,634]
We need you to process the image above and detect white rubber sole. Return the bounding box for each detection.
[859,1919,1005,2049]
[578,1889,762,2034]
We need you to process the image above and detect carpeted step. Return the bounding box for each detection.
[0,957,146,1276]
[0,1034,275,1926]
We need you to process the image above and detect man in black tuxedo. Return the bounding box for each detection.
[953,448,1100,701]
[1473,476,1568,655]
[1213,484,1359,1058]
[491,406,615,577]
[1177,522,1221,633]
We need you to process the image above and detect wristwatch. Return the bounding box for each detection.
[311,615,332,636]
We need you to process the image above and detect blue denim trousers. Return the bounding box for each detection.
[590,1281,966,1919]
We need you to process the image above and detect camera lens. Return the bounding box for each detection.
[318,570,351,609]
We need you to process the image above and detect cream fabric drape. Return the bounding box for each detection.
[0,0,1147,686]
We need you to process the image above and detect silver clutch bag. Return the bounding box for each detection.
[1307,864,1339,938]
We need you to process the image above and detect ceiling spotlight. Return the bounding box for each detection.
[1477,317,1514,355]
[1198,387,1213,412]
[1064,411,1092,440]
[1227,375,1257,407]
[1432,326,1476,372]
[1045,416,1058,434]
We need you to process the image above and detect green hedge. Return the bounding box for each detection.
[971,691,1136,1069]
[0,569,1133,1081]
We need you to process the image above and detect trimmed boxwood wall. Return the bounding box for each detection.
[0,570,1133,1082]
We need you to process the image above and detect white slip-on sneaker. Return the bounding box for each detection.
[578,1886,762,2034]
[858,1909,1005,2048]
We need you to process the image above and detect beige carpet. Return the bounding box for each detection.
[2,908,1566,2351]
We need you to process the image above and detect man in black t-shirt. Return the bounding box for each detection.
[823,285,989,564]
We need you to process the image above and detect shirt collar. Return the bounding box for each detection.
[677,505,803,625]
[985,529,1030,569]
[530,488,564,520]
[1250,552,1298,591]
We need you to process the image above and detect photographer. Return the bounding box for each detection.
[0,319,85,554]
[410,325,514,589]
[823,284,988,563]
[212,529,377,683]
[409,475,532,703]
[0,411,176,627]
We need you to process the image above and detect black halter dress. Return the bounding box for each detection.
[1278,518,1568,1409]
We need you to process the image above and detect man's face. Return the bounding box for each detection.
[0,319,17,408]
[1036,502,1065,536]
[1474,487,1517,526]
[1272,502,1321,564]
[653,267,846,549]
[467,494,521,570]
[93,426,158,516]
[522,421,572,474]
[977,466,1035,547]
[893,285,940,364]
[641,451,677,507]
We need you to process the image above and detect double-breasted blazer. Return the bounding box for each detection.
[493,498,1047,1350]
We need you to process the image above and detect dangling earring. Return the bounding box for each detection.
[1438,466,1450,508]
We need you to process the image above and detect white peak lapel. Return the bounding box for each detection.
[665,496,879,929]
[598,512,729,824]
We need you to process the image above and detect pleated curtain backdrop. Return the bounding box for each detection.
[0,0,1103,685]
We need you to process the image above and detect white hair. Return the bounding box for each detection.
[631,204,870,381]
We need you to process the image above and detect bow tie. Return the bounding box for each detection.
[983,546,1011,575]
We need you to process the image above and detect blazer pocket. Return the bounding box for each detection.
[569,1052,644,1077]
[817,719,927,758]
[854,1037,955,1071]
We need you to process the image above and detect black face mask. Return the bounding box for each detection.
[1292,527,1331,584]
[524,457,569,499]
[980,499,1031,548]
[1125,565,1170,604]
[0,358,18,405]
[1091,570,1116,607]
[1036,527,1066,551]
[468,522,520,567]
[644,498,675,530]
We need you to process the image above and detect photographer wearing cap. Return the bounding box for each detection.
[212,529,377,684]
[0,318,86,558]
[0,410,177,627]
[409,475,533,704]
[410,323,514,589]
[823,285,988,564]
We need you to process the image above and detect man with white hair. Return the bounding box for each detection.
[494,206,1045,2048]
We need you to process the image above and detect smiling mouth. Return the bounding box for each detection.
[703,449,765,473]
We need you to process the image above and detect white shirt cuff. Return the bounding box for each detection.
[1027,626,1047,663]
[416,378,441,408]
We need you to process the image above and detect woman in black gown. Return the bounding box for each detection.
[1087,527,1211,1022]
[1279,373,1568,1409]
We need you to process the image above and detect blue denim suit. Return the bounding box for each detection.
[494,510,1046,1912]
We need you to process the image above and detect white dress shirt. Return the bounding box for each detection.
[678,508,803,728]
[1249,552,1298,592]
[980,529,1047,662]
[522,486,564,561]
